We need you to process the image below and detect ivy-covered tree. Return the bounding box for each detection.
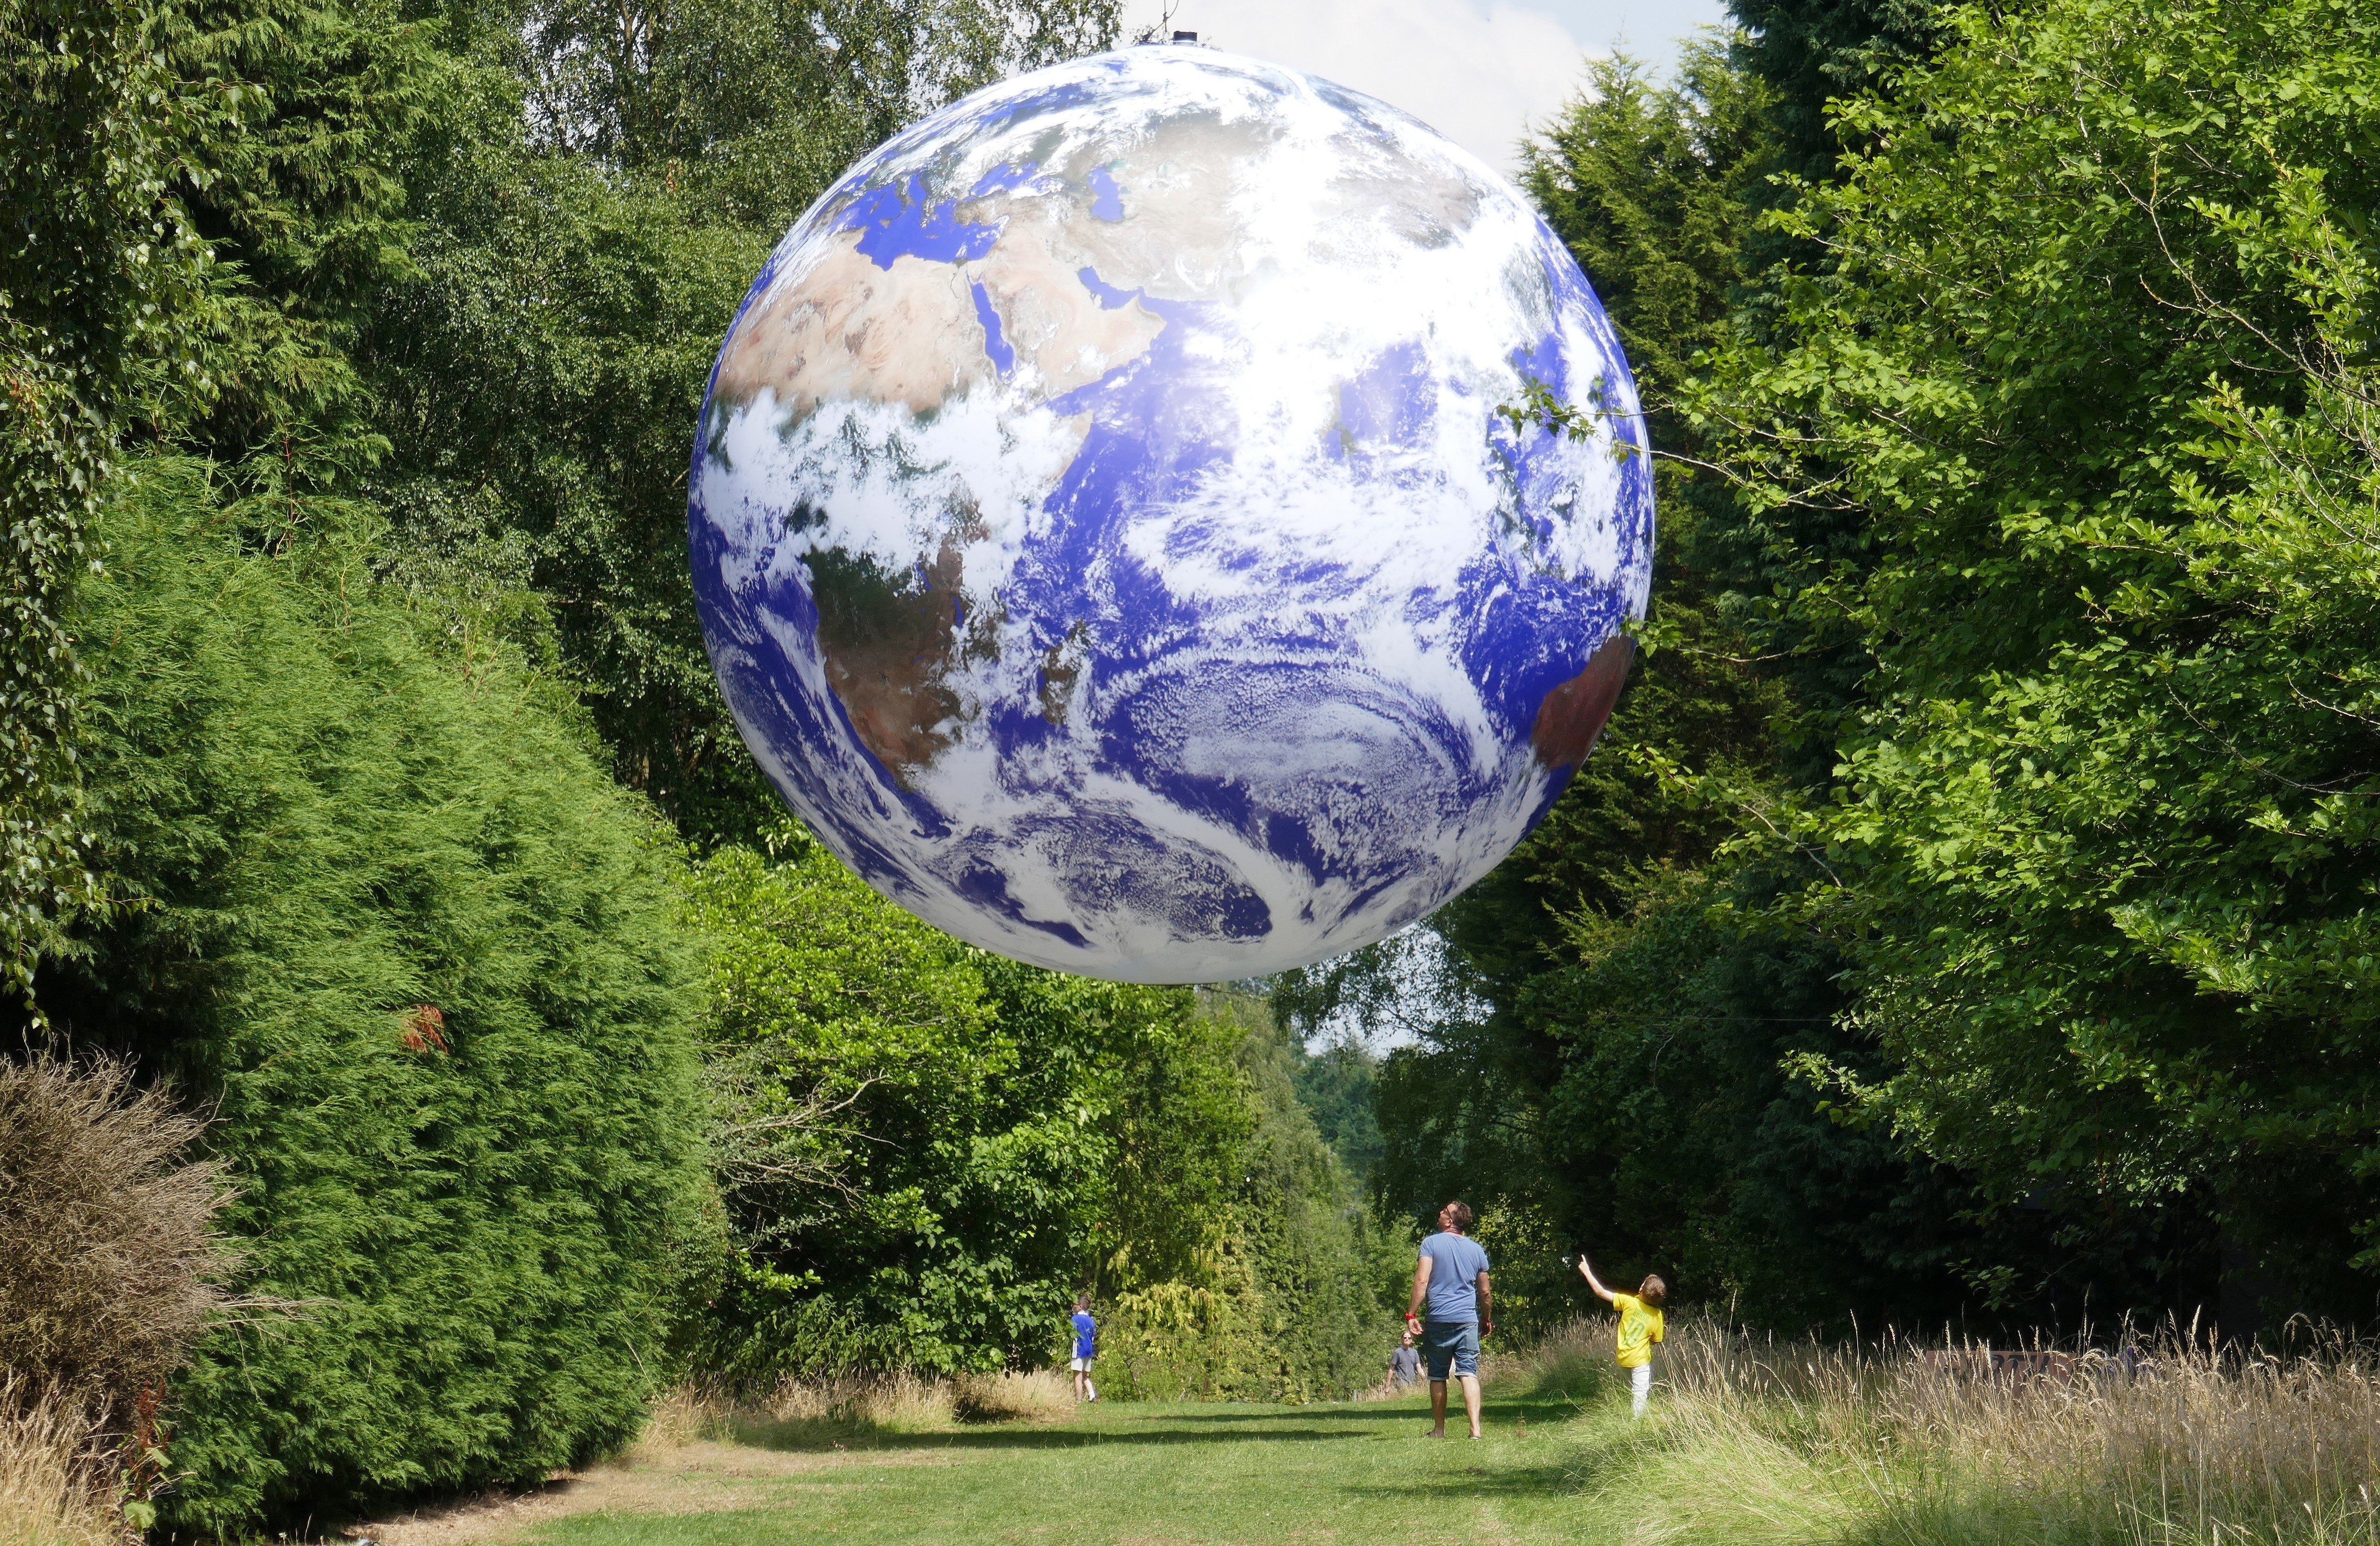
[0,0,216,1003]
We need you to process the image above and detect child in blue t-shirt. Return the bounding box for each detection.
[1069,1295,1098,1403]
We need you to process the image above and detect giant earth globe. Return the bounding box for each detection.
[688,42,1653,983]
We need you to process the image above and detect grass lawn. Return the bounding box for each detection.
[427,1382,1622,1546]
[358,1324,2380,1546]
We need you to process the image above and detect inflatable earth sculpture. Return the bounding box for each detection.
[688,42,1653,983]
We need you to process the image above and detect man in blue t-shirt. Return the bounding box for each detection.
[1403,1200,1493,1438]
[1068,1295,1098,1403]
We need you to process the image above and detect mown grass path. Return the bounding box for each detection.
[443,1382,1620,1546]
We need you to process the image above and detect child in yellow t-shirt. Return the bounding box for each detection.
[1576,1253,1666,1416]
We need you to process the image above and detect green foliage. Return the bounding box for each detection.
[1294,44,1896,1334]
[1691,0,2380,1313]
[680,835,1252,1378]
[1726,0,1943,181]
[485,0,1116,222]
[40,462,708,1533]
[160,0,448,507]
[1546,870,2176,1332]
[679,847,1394,1395]
[4,0,456,1001]
[363,89,780,837]
[1096,1233,1273,1403]
[1093,1011,1404,1404]
[1222,997,1404,1399]
[1521,40,1778,439]
[1284,1037,1385,1187]
[0,0,215,1001]
[18,0,729,1529]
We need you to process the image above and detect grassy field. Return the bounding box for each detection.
[357,1321,2380,1546]
[373,1379,1607,1546]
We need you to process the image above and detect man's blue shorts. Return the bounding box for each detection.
[1422,1319,1479,1380]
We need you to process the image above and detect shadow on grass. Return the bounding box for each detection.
[1121,1407,1422,1424]
[720,1386,1614,1460]
[1330,1411,1664,1506]
[726,1421,1391,1453]
[1139,1390,1598,1425]
[1334,1462,1590,1501]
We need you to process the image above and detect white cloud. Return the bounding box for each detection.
[1117,0,1596,171]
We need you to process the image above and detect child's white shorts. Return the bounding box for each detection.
[1630,1362,1653,1415]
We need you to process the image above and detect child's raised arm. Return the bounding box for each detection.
[1575,1252,1618,1304]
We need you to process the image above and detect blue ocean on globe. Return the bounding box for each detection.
[688,43,1653,982]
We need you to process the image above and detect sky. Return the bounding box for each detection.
[1114,0,1733,171]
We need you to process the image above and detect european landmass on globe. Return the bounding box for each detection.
[689,43,1653,983]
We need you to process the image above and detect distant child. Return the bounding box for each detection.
[1069,1295,1098,1403]
[1576,1254,1665,1416]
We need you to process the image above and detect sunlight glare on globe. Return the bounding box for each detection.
[688,42,1653,983]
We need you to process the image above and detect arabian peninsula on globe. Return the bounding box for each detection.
[688,43,1653,983]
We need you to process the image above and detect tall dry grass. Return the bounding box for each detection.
[0,1379,115,1546]
[633,1368,1078,1456]
[1484,1315,1622,1401]
[1560,1317,2380,1546]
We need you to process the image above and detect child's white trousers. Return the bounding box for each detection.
[1630,1363,1652,1416]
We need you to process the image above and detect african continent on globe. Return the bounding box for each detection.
[689,42,1653,983]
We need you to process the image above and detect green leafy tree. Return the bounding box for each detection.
[680,834,1251,1378]
[1694,0,2380,1317]
[1288,41,1799,1329]
[1726,0,1941,181]
[1285,1036,1386,1186]
[1218,995,1403,1399]
[362,125,779,836]
[1095,999,1400,1403]
[681,847,1395,1393]
[489,0,1115,221]
[160,0,447,512]
[42,464,708,1534]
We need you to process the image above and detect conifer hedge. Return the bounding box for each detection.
[40,465,709,1534]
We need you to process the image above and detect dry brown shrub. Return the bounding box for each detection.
[627,1374,966,1454]
[0,1052,235,1413]
[0,1051,241,1540]
[631,1373,960,1453]
[750,1372,953,1428]
[628,1383,734,1457]
[752,1374,868,1424]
